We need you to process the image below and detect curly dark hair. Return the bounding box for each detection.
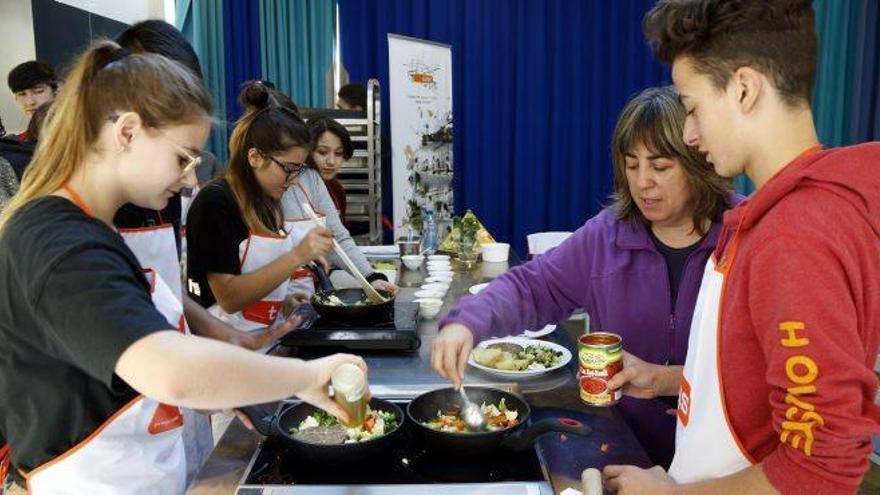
[643,0,817,107]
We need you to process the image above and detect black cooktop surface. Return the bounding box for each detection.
[241,407,546,485]
[278,302,421,351]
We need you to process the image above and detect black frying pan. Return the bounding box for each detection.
[307,264,395,324]
[407,386,591,455]
[240,398,404,465]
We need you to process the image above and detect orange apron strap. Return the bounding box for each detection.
[0,443,10,487]
[61,184,94,218]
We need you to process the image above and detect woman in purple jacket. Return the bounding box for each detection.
[433,86,737,468]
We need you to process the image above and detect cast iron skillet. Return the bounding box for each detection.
[307,263,395,325]
[240,398,405,465]
[407,386,592,455]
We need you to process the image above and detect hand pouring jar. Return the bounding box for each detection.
[577,332,624,406]
[331,363,368,427]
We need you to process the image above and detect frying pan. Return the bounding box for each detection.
[307,264,395,325]
[240,398,404,465]
[407,386,592,455]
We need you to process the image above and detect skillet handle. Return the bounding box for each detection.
[237,403,278,437]
[503,417,592,451]
[308,263,335,292]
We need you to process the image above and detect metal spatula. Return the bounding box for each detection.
[301,203,387,304]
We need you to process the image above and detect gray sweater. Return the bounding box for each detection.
[281,168,375,278]
[0,158,19,211]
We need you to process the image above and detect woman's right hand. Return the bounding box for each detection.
[293,226,333,263]
[431,323,474,389]
[297,353,368,424]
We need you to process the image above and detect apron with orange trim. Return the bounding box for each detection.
[208,231,298,333]
[284,183,326,298]
[668,146,824,483]
[668,257,752,482]
[119,216,213,487]
[23,268,187,494]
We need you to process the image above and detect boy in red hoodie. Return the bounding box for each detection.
[604,1,880,494]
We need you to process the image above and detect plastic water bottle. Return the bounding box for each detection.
[422,208,438,255]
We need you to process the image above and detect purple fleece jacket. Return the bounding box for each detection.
[441,205,735,467]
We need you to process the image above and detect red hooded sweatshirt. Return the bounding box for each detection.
[715,143,880,494]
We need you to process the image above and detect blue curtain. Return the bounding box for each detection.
[223,0,263,125]
[848,0,880,143]
[812,0,861,147]
[177,0,228,166]
[340,0,669,253]
[813,0,880,145]
[259,0,337,108]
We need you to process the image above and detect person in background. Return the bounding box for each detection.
[306,116,353,223]
[0,39,365,495]
[432,86,738,468]
[604,1,880,493]
[0,102,49,182]
[6,61,58,141]
[336,82,367,111]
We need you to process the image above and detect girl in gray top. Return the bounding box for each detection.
[282,165,397,293]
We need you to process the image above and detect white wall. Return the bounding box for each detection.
[56,0,167,25]
[0,0,36,134]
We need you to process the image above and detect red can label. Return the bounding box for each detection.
[578,333,624,406]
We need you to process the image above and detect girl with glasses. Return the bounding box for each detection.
[185,82,335,336]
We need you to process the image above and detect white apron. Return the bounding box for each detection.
[22,269,187,495]
[284,183,326,297]
[208,231,299,332]
[668,255,753,482]
[119,218,213,487]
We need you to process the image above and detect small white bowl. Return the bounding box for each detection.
[414,289,445,299]
[416,298,443,319]
[401,255,424,270]
[421,282,450,293]
[427,254,451,262]
[482,242,510,263]
[426,262,452,270]
[425,275,453,284]
[428,270,454,278]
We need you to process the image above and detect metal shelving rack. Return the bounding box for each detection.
[302,79,383,244]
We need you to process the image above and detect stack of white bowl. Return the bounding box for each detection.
[415,254,453,319]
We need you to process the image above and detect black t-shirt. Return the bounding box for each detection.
[648,230,703,308]
[114,195,183,253]
[0,197,174,474]
[185,179,249,308]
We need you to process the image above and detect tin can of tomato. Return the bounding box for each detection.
[578,332,624,406]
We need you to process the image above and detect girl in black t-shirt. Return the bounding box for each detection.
[186,82,335,331]
[0,40,367,494]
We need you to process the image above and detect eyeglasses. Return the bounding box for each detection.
[106,114,203,177]
[162,134,203,177]
[266,155,305,180]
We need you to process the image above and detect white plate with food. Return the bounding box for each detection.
[468,337,571,378]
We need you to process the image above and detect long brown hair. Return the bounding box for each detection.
[610,86,731,235]
[226,81,310,236]
[0,40,212,232]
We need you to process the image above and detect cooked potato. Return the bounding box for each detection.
[494,358,518,370]
[472,348,503,367]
